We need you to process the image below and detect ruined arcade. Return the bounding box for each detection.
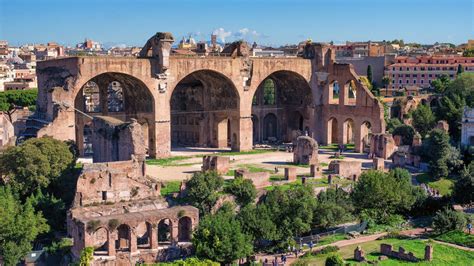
[28,32,385,158]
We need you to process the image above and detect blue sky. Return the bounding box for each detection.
[0,0,473,47]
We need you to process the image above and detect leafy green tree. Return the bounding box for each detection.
[435,73,474,139]
[432,207,467,233]
[431,74,451,94]
[411,104,436,137]
[0,137,75,197]
[0,186,49,265]
[453,162,474,206]
[325,253,344,266]
[392,124,416,145]
[386,118,402,133]
[352,169,417,223]
[0,89,37,122]
[264,185,316,239]
[186,171,224,214]
[193,208,253,264]
[238,204,279,249]
[30,190,66,232]
[225,177,257,206]
[423,129,451,179]
[313,188,354,228]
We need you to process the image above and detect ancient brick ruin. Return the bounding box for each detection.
[202,155,230,175]
[380,243,433,262]
[293,136,319,165]
[328,160,362,179]
[67,116,199,265]
[26,32,385,158]
[234,169,271,189]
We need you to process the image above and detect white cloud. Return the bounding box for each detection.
[212,28,232,43]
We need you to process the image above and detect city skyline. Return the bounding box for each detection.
[0,0,473,47]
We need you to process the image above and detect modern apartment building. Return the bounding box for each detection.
[385,55,474,89]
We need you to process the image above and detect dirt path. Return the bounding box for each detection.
[431,240,474,252]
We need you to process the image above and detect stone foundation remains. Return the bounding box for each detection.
[202,156,229,175]
[293,136,319,165]
[328,160,362,179]
[235,169,271,189]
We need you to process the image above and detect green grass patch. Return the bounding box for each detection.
[236,164,272,173]
[416,173,454,196]
[320,162,329,167]
[146,156,191,166]
[319,143,355,151]
[215,149,276,156]
[294,238,474,265]
[225,169,236,176]
[270,175,285,181]
[160,181,181,196]
[434,230,474,248]
[315,233,347,247]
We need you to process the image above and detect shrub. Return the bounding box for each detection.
[319,245,339,254]
[432,207,467,233]
[392,124,415,145]
[325,253,344,266]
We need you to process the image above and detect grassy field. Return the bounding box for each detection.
[314,233,348,247]
[294,238,474,265]
[160,181,181,196]
[415,173,454,196]
[146,156,195,167]
[434,230,474,248]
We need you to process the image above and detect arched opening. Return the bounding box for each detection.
[170,70,240,150]
[329,81,340,104]
[360,121,372,153]
[107,81,124,112]
[343,119,355,144]
[115,224,131,252]
[136,222,152,249]
[251,71,312,144]
[263,113,278,141]
[93,227,108,255]
[327,118,338,144]
[345,80,357,106]
[83,81,101,113]
[83,124,93,157]
[74,73,155,157]
[158,219,172,245]
[178,216,192,242]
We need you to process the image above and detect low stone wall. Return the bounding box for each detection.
[380,243,433,262]
[235,169,270,189]
[328,160,362,179]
